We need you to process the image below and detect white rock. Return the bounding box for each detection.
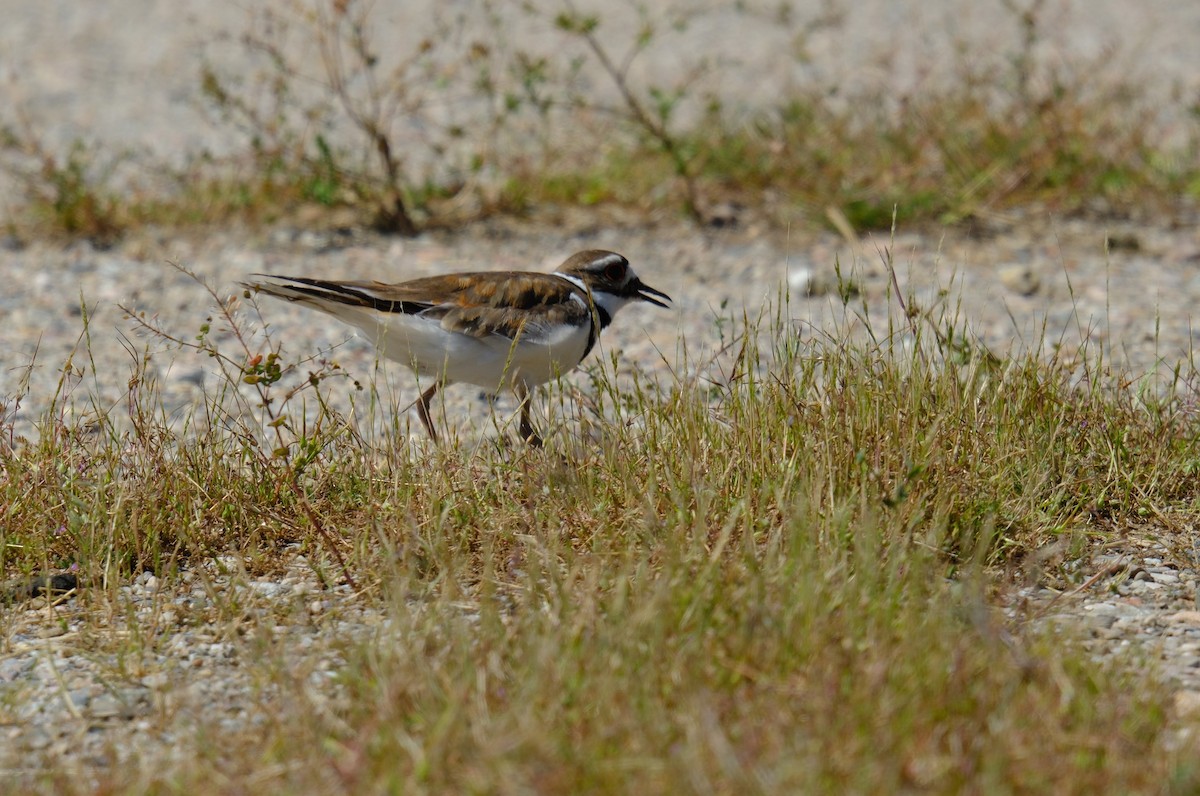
[997,264,1040,296]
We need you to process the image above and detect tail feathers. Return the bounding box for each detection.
[243,275,432,317]
[241,275,376,310]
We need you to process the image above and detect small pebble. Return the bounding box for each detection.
[997,263,1040,296]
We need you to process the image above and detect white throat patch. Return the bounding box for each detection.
[591,289,631,318]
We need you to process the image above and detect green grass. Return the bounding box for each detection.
[3,273,1200,792]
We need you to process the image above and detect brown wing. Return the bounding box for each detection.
[430,274,591,341]
[254,271,592,342]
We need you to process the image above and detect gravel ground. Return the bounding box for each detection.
[4,0,1200,782]
[1,553,367,778]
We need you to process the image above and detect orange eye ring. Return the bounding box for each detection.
[603,262,626,281]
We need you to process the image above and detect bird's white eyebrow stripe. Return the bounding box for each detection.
[595,253,626,268]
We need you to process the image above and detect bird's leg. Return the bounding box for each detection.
[515,383,543,447]
[416,383,440,443]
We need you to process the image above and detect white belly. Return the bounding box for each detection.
[356,312,593,390]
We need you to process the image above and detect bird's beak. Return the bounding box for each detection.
[632,278,672,308]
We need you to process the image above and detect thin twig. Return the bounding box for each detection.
[294,487,358,592]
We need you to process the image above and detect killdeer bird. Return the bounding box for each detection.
[242,250,671,445]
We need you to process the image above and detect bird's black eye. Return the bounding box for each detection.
[603,261,626,282]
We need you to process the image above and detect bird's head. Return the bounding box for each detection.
[556,250,671,324]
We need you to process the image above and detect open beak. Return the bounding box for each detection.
[632,278,672,308]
